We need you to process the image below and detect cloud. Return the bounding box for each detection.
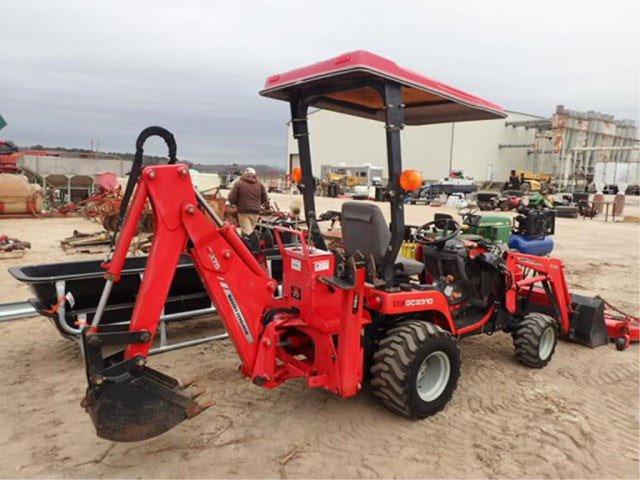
[1,0,638,166]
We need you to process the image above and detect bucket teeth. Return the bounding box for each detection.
[181,376,201,388]
[186,399,214,418]
[188,386,206,400]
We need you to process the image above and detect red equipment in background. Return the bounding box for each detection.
[0,140,20,173]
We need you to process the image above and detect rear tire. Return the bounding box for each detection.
[512,313,558,368]
[371,320,460,418]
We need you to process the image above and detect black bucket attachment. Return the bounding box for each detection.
[82,332,210,442]
[568,294,608,347]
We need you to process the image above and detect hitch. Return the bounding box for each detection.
[81,330,211,442]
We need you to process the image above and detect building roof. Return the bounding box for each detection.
[261,50,505,125]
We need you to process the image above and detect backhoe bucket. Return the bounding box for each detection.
[82,331,210,442]
[83,362,207,442]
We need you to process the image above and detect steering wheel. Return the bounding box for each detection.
[415,218,462,248]
[457,204,478,217]
[457,203,479,225]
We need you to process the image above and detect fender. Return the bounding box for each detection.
[364,286,457,333]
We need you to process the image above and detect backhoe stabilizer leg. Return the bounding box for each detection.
[81,331,212,442]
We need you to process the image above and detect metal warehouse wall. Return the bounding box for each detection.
[286,109,542,182]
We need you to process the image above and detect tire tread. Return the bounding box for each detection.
[371,320,460,418]
[511,312,558,368]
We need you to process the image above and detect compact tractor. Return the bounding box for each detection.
[77,51,634,442]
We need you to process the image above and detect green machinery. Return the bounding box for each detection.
[461,212,511,244]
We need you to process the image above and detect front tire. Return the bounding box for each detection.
[371,320,461,418]
[512,313,558,368]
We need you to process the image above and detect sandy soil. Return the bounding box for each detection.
[0,196,638,479]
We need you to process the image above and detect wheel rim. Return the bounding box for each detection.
[539,326,555,360]
[416,351,451,402]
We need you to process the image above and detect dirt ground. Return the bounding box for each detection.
[0,195,638,479]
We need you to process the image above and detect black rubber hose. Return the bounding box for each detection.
[111,126,177,248]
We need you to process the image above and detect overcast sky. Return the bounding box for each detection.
[1,0,638,166]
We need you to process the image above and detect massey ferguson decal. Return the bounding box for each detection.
[219,279,253,343]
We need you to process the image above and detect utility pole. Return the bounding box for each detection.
[448,123,455,174]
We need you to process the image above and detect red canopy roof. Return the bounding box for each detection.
[260,51,505,125]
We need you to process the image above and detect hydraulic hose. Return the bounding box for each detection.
[95,127,178,330]
[110,126,178,249]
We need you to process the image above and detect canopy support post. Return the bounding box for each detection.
[378,81,405,287]
[290,99,326,249]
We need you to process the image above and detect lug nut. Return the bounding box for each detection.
[93,375,104,386]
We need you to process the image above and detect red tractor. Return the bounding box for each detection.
[0,140,20,173]
[78,51,634,442]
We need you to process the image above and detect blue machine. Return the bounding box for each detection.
[508,234,554,256]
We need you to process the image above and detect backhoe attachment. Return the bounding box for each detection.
[80,127,214,441]
[80,127,365,441]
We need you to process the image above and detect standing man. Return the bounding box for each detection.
[228,167,269,235]
[506,169,521,190]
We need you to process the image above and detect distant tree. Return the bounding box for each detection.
[23,144,285,173]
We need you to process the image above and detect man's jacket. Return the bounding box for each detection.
[228,172,268,214]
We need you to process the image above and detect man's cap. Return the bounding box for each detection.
[244,167,256,175]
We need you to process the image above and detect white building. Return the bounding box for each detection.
[286,109,544,183]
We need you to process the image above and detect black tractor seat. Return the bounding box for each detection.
[341,202,424,278]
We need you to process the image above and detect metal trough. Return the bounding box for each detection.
[8,255,225,352]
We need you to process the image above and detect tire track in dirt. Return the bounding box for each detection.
[440,336,608,478]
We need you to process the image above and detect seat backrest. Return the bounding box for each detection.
[341,202,390,262]
[434,213,453,223]
[422,246,470,283]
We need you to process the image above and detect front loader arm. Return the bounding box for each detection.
[82,164,276,441]
[505,252,573,334]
